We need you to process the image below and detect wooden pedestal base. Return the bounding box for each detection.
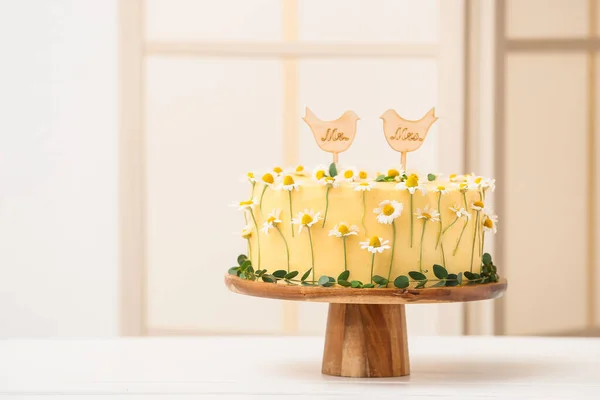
[225,274,507,378]
[322,303,409,378]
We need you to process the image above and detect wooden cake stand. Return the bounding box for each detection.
[225,274,507,378]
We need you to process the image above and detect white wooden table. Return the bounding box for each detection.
[0,336,598,399]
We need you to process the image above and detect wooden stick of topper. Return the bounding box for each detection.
[303,107,360,165]
[380,108,438,171]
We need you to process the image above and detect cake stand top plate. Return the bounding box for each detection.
[224,274,507,305]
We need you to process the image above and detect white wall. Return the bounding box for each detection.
[0,0,118,336]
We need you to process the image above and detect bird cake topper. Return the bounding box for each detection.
[303,107,360,164]
[380,108,438,170]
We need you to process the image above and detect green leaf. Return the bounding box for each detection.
[240,260,251,271]
[301,281,316,286]
[431,280,446,287]
[228,267,239,275]
[482,253,492,265]
[372,275,388,285]
[457,272,463,285]
[285,271,299,280]
[463,271,476,280]
[273,270,287,279]
[415,281,427,289]
[384,176,396,182]
[433,264,448,279]
[318,275,335,287]
[338,280,351,287]
[408,271,427,281]
[338,270,350,282]
[363,283,375,288]
[246,265,254,274]
[350,280,363,288]
[375,174,386,182]
[329,163,338,177]
[446,274,458,287]
[394,275,410,289]
[239,272,246,279]
[427,173,436,182]
[261,274,276,283]
[237,254,248,265]
[301,268,312,282]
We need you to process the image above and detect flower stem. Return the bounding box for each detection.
[276,226,290,273]
[251,181,256,198]
[481,231,486,258]
[322,186,331,228]
[259,185,268,217]
[441,241,447,268]
[249,209,261,268]
[361,191,367,236]
[453,192,469,255]
[435,192,443,250]
[438,215,459,247]
[288,191,294,238]
[419,220,427,273]
[386,220,396,287]
[470,211,480,272]
[370,253,375,283]
[308,227,315,281]
[247,238,252,262]
[342,236,347,271]
[410,193,414,248]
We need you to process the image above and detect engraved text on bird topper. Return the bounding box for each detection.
[303,107,360,164]
[380,108,438,170]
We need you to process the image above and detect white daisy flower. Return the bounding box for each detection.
[386,167,406,181]
[294,165,307,176]
[260,209,282,234]
[230,198,259,211]
[278,174,301,191]
[360,236,391,254]
[339,166,358,182]
[482,212,498,234]
[240,225,253,239]
[242,171,256,184]
[414,205,440,222]
[272,166,284,177]
[395,173,427,195]
[353,181,376,192]
[471,200,486,211]
[373,200,403,224]
[291,209,322,234]
[329,222,359,238]
[449,204,471,220]
[320,175,340,188]
[260,172,276,187]
[312,165,328,182]
[433,185,448,195]
[448,173,462,183]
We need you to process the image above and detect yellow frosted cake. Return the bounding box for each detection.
[230,165,499,289]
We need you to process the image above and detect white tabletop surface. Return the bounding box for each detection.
[0,336,599,399]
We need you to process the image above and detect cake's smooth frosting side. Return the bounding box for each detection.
[245,174,489,284]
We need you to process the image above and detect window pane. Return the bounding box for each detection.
[505,53,588,334]
[145,57,283,333]
[298,58,438,174]
[146,0,282,42]
[299,0,438,43]
[506,0,588,38]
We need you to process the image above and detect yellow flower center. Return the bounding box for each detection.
[315,170,326,180]
[473,201,485,208]
[369,236,381,247]
[239,200,253,206]
[475,177,483,184]
[437,185,446,191]
[337,224,350,235]
[242,231,252,239]
[247,172,254,180]
[359,171,368,179]
[283,175,295,185]
[359,182,369,186]
[273,166,283,174]
[388,169,399,178]
[262,173,275,184]
[382,204,395,216]
[483,218,493,228]
[406,174,419,188]
[449,173,457,181]
[267,216,277,225]
[301,214,313,225]
[295,165,304,173]
[422,212,432,220]
[325,176,335,183]
[344,170,354,179]
[459,182,468,190]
